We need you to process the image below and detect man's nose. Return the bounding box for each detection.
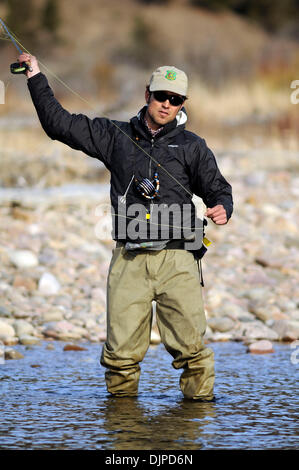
[162,99,170,107]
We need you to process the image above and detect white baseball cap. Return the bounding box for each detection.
[149,66,188,97]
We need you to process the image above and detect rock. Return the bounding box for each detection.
[238,321,279,341]
[1,335,18,346]
[13,310,33,320]
[289,310,299,321]
[59,326,87,341]
[88,330,106,342]
[51,295,73,309]
[41,311,65,323]
[244,171,266,187]
[4,347,24,360]
[71,317,85,327]
[250,305,286,322]
[38,272,61,296]
[271,319,299,341]
[46,343,55,350]
[13,275,37,291]
[0,340,4,362]
[42,320,87,341]
[8,250,39,269]
[247,340,274,354]
[212,302,247,321]
[210,332,233,342]
[13,319,36,338]
[63,343,87,351]
[0,306,12,318]
[0,319,15,339]
[244,288,272,303]
[84,318,97,329]
[205,287,231,309]
[11,206,35,222]
[286,321,299,339]
[207,316,235,333]
[236,312,256,322]
[38,248,58,266]
[19,335,41,345]
[43,328,60,339]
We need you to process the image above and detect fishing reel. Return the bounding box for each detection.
[134,172,160,200]
[10,61,32,74]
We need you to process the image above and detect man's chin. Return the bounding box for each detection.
[154,116,170,127]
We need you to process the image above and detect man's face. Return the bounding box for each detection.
[145,88,185,130]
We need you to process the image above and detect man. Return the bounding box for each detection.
[19,53,233,401]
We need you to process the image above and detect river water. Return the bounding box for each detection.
[0,340,298,450]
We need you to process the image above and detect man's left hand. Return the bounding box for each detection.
[205,205,227,225]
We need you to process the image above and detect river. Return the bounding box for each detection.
[0,340,298,450]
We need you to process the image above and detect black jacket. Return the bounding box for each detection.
[27,72,233,244]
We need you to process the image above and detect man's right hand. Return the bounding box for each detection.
[17,53,40,79]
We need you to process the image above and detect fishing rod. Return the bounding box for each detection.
[0,17,196,199]
[0,18,210,248]
[0,18,33,74]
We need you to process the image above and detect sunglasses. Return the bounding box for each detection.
[152,90,185,106]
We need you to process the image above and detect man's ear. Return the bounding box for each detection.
[145,87,151,104]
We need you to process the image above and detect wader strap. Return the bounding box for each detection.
[197,258,204,287]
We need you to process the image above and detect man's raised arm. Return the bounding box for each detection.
[18,53,114,170]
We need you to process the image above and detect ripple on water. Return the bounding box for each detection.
[0,341,298,449]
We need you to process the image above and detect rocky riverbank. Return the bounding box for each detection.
[0,145,299,361]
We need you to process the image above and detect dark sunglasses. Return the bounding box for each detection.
[152,90,185,106]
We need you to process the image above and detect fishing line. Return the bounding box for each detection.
[0,19,195,197]
[0,18,23,54]
[0,19,207,235]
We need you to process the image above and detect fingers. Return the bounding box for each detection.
[205,205,227,225]
[17,53,39,78]
[18,53,32,63]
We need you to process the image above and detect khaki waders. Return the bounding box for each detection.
[100,246,215,400]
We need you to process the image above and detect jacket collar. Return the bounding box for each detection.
[130,106,187,141]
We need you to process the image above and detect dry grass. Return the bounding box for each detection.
[0,0,298,182]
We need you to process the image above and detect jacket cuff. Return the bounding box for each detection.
[221,202,233,221]
[27,72,43,83]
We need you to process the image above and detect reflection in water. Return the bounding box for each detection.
[0,341,298,449]
[101,396,216,450]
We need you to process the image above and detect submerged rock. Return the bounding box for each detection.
[4,347,24,360]
[63,343,87,351]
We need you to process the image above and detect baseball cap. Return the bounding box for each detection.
[149,66,188,97]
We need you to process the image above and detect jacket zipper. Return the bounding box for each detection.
[149,138,154,178]
[149,138,154,218]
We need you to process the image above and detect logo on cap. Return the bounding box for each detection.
[165,70,176,81]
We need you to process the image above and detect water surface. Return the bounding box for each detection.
[0,341,298,450]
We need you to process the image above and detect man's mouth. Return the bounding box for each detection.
[159,110,168,117]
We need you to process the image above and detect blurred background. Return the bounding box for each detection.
[0,0,298,185]
[0,0,299,347]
